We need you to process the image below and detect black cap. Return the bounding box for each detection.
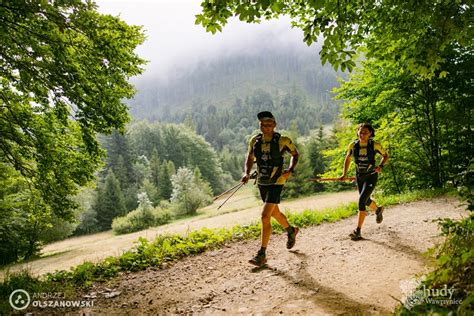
[257,111,275,121]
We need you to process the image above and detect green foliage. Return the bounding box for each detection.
[395,165,473,314]
[100,131,136,190]
[95,170,126,231]
[74,207,99,236]
[39,215,76,244]
[151,207,173,226]
[334,46,473,192]
[457,162,474,213]
[197,0,472,77]
[98,131,148,212]
[73,188,98,235]
[170,167,213,216]
[0,163,57,264]
[111,192,172,235]
[0,0,145,265]
[374,189,452,207]
[190,89,339,153]
[219,146,244,180]
[140,178,160,207]
[128,121,225,193]
[282,203,358,230]
[0,0,145,219]
[283,128,332,198]
[322,121,354,176]
[159,160,175,200]
[0,270,74,314]
[0,189,444,311]
[395,213,473,315]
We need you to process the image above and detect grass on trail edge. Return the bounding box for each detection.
[0,189,449,311]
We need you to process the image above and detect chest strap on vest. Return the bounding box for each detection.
[353,139,376,174]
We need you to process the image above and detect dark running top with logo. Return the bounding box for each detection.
[248,132,297,185]
[346,139,387,175]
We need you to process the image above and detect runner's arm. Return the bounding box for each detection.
[241,152,254,183]
[375,143,389,172]
[286,149,299,173]
[341,152,352,179]
[340,143,354,179]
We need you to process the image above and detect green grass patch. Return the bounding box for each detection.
[374,188,453,206]
[0,189,450,314]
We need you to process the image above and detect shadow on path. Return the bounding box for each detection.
[270,250,391,315]
[364,229,428,263]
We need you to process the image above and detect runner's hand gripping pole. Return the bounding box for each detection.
[215,171,257,210]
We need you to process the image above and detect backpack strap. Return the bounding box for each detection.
[353,139,376,174]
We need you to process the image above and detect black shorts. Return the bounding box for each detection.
[258,184,283,204]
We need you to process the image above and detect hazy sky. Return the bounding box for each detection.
[96,0,317,79]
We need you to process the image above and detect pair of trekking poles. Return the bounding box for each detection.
[213,171,257,210]
[214,171,357,210]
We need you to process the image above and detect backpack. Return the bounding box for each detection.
[253,133,284,184]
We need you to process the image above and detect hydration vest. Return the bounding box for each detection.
[353,139,376,174]
[253,133,284,184]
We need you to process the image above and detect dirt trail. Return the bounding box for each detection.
[63,197,465,315]
[2,191,358,277]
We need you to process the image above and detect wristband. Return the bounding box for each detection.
[379,164,384,168]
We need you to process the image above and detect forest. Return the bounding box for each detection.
[128,47,342,122]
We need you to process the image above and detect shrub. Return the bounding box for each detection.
[112,193,172,234]
[152,207,172,226]
[74,208,99,235]
[40,216,77,243]
[170,167,213,216]
[395,214,473,315]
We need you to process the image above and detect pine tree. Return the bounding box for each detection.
[141,178,160,206]
[158,160,175,200]
[114,155,129,190]
[149,148,161,187]
[95,170,126,231]
[104,130,135,189]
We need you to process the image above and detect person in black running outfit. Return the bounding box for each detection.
[340,123,389,240]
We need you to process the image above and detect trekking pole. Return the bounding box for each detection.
[216,171,257,210]
[213,171,257,201]
[217,182,244,210]
[213,182,244,201]
[308,177,356,182]
[309,170,379,182]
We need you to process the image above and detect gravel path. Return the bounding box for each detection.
[65,197,466,315]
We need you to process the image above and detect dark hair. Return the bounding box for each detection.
[357,123,375,137]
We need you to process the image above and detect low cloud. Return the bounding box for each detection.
[96,0,321,80]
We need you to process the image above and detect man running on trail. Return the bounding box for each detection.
[340,123,389,241]
[241,111,299,266]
